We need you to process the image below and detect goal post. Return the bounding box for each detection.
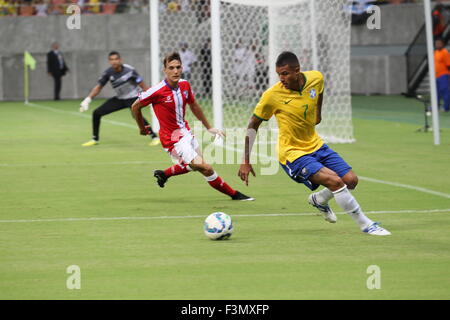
[152,0,354,143]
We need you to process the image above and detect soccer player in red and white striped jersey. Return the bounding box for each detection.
[131,52,253,201]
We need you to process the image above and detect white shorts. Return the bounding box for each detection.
[165,131,200,165]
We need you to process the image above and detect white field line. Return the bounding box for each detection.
[23,102,450,200]
[27,102,137,129]
[358,176,450,199]
[0,208,449,224]
[0,161,166,167]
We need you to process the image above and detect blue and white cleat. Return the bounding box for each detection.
[308,194,337,223]
[363,222,391,236]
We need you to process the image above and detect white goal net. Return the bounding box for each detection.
[156,0,354,143]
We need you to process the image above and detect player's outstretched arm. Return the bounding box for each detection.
[80,84,103,112]
[188,101,225,137]
[238,115,262,186]
[131,99,150,136]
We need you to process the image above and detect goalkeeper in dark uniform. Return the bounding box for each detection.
[80,51,159,147]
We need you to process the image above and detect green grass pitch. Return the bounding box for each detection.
[1,96,450,299]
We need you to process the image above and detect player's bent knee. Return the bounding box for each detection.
[190,163,213,176]
[347,178,358,190]
[202,164,214,176]
[343,172,358,190]
[325,176,345,191]
[199,167,214,177]
[188,163,201,171]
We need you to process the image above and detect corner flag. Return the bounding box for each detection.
[24,51,36,70]
[24,51,36,104]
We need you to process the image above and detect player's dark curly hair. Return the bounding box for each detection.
[276,51,300,68]
[108,51,121,58]
[163,52,182,67]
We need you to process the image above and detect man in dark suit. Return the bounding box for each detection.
[47,42,69,100]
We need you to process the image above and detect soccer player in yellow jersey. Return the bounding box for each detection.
[238,51,390,236]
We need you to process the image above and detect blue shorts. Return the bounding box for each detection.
[280,144,352,191]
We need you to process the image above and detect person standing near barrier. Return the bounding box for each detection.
[435,38,450,112]
[47,42,69,101]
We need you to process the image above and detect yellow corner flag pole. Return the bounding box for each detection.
[24,51,36,104]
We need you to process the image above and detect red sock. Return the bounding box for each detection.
[164,164,190,178]
[206,172,237,197]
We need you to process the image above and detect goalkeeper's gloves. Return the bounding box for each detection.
[80,97,92,112]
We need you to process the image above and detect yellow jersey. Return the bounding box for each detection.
[253,70,325,165]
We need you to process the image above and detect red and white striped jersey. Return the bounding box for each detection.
[138,79,195,148]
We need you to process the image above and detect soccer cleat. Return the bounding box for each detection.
[308,193,337,223]
[82,140,98,147]
[149,137,161,146]
[231,191,254,201]
[362,222,391,236]
[153,170,168,188]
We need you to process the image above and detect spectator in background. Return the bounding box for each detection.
[158,0,166,13]
[179,0,189,11]
[102,0,117,14]
[233,41,256,92]
[35,0,49,16]
[167,0,179,12]
[19,0,34,16]
[179,42,197,81]
[47,42,69,100]
[67,0,78,7]
[4,0,19,16]
[48,0,65,14]
[434,38,450,112]
[127,0,142,13]
[77,0,85,12]
[0,0,10,16]
[86,0,100,13]
[115,0,127,13]
[433,4,446,39]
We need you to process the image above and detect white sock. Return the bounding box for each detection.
[313,188,334,204]
[332,185,373,230]
[204,171,218,181]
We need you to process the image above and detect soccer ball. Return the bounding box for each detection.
[204,212,233,240]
